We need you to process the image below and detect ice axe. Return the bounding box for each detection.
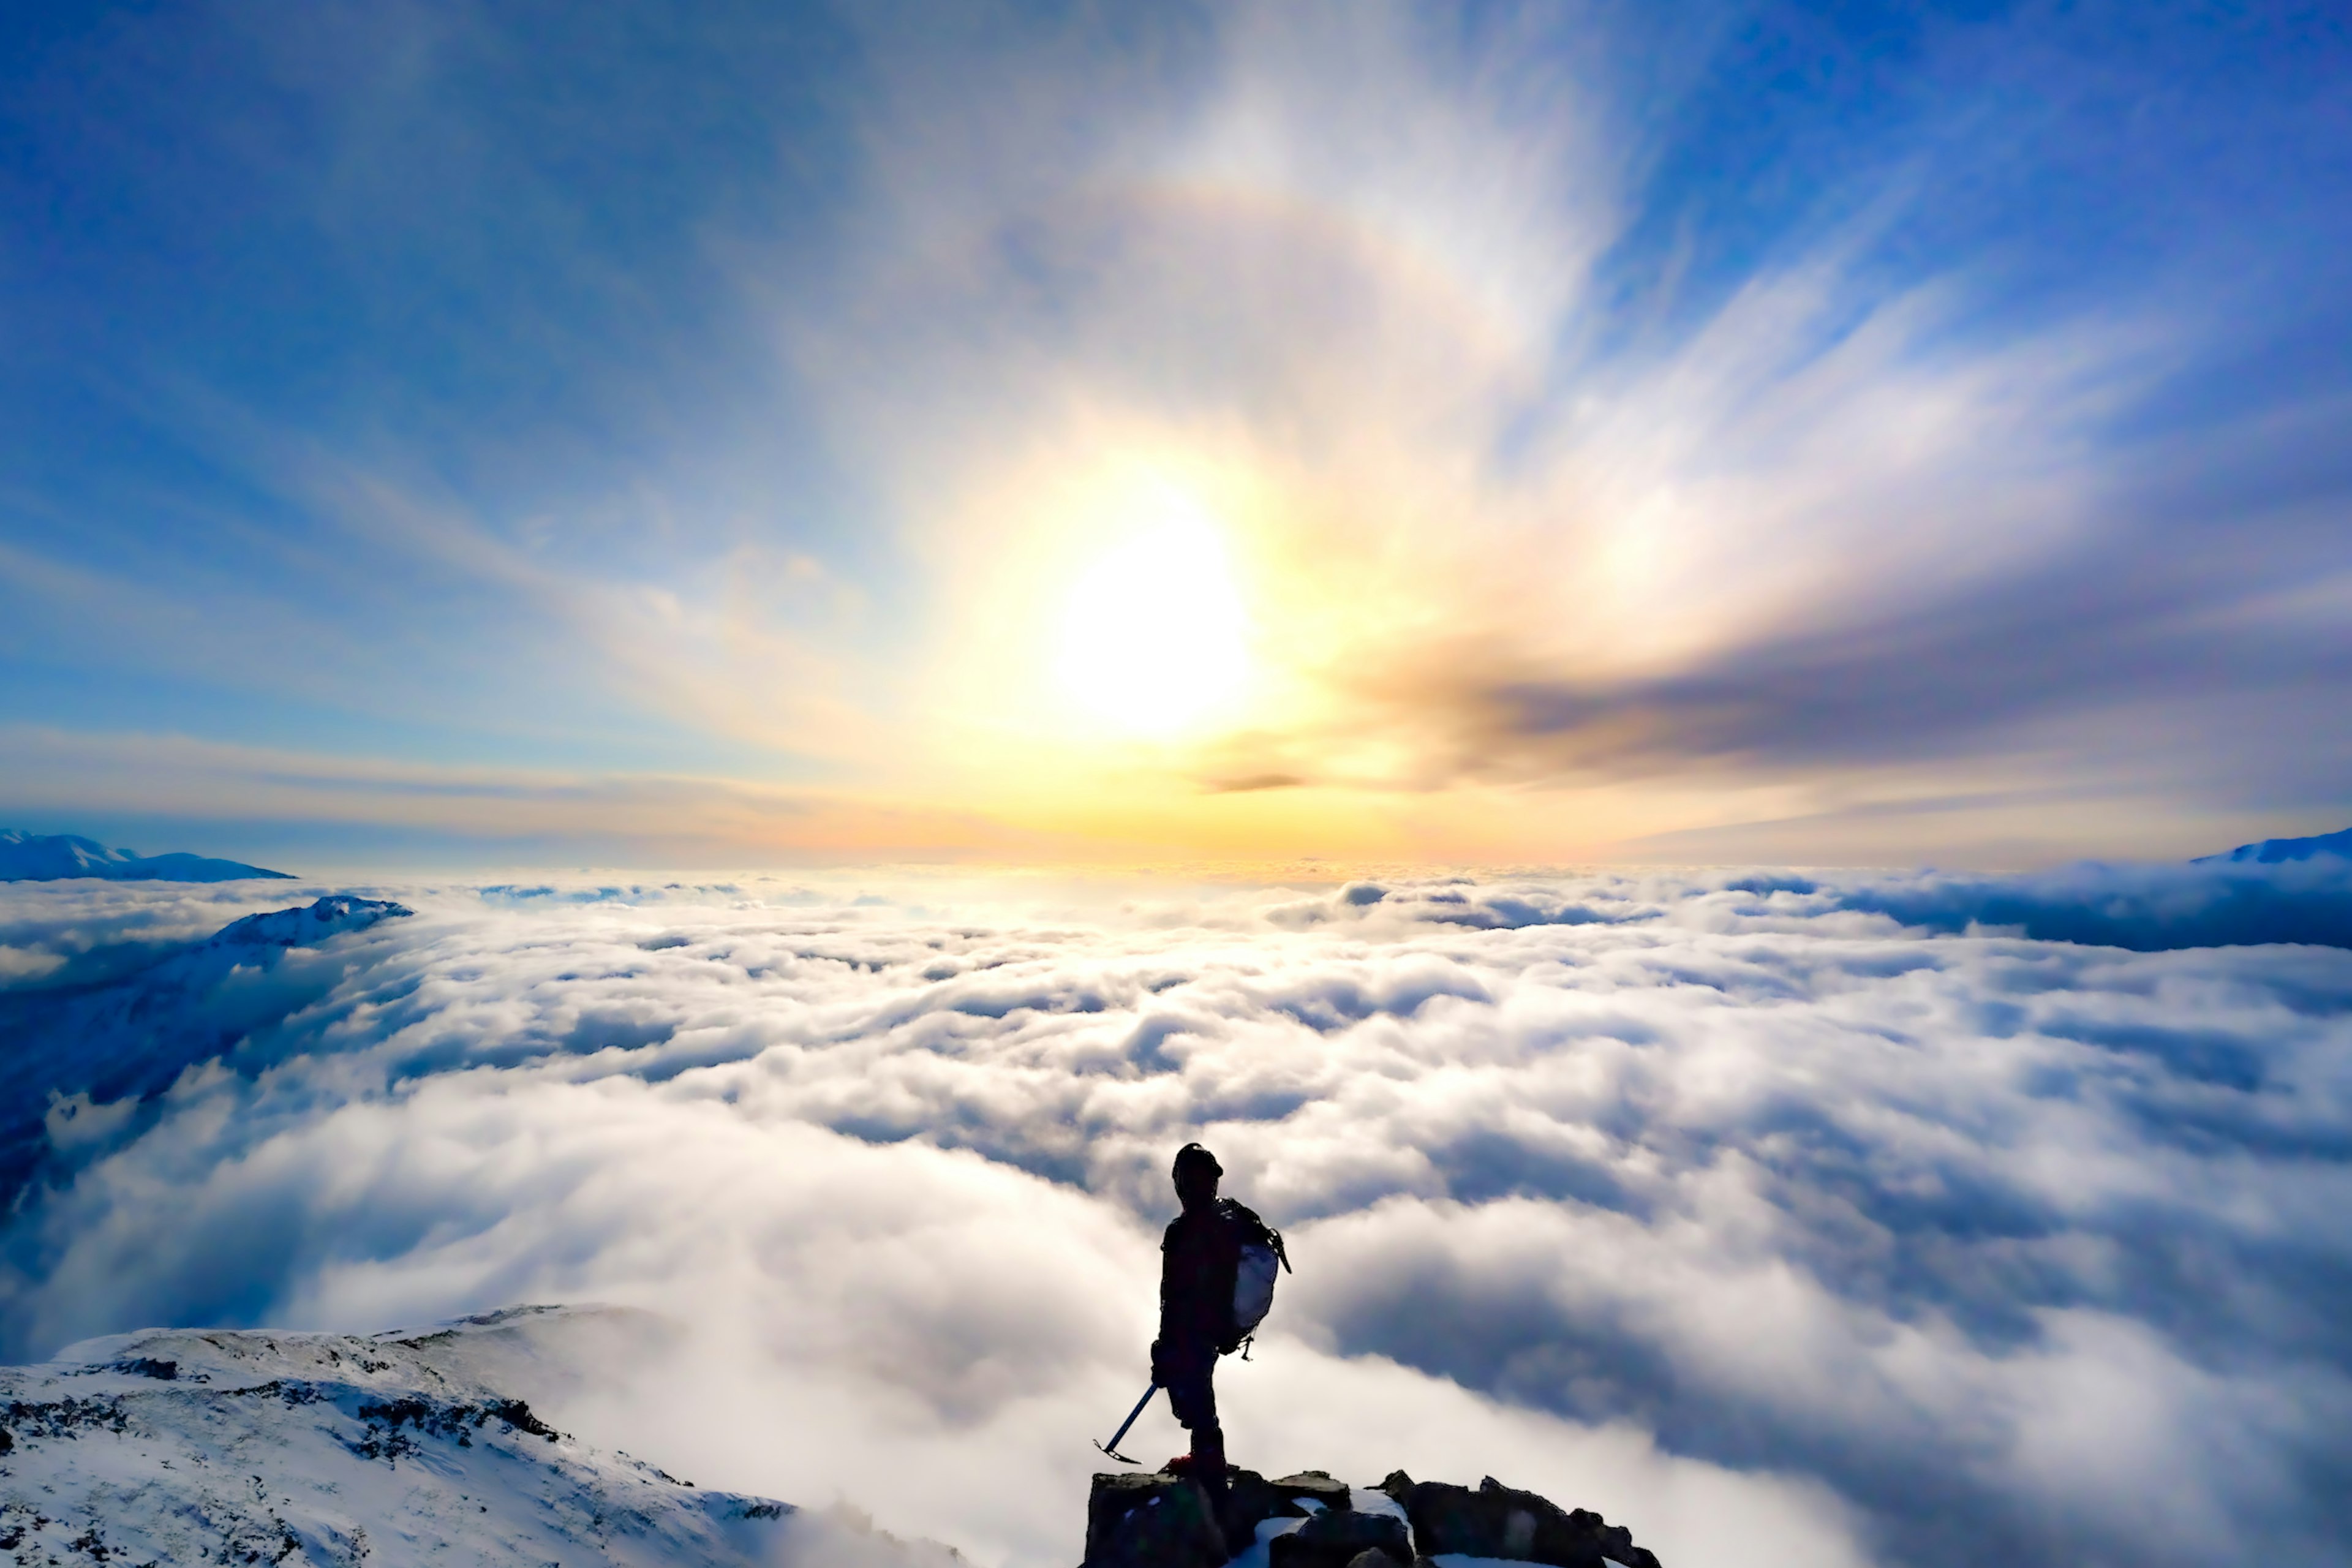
[1093,1382,1158,1465]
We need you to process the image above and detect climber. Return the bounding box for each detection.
[1154,1142,1240,1494]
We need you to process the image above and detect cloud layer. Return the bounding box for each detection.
[2,862,2348,1566]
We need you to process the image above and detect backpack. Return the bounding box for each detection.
[1219,1199,1291,1354]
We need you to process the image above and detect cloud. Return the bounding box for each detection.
[6,4,2346,862]
[796,0,2352,842]
[0,946,64,983]
[0,862,2347,1564]
[0,726,1071,865]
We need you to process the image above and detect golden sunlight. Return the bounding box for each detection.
[1050,482,1253,737]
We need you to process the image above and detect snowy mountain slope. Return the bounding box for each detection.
[0,830,292,883]
[2198,826,2352,864]
[0,897,415,1204]
[207,893,414,949]
[0,1305,960,1567]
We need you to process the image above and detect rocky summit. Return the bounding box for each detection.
[1083,1468,1662,1568]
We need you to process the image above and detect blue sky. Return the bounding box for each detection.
[2,1,2347,867]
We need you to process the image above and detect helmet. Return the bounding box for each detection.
[1172,1142,1223,1181]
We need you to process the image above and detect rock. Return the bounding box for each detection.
[1216,1468,1361,1559]
[1269,1507,1412,1568]
[1270,1471,1351,1510]
[1398,1476,1662,1568]
[1084,1472,1228,1568]
[1218,1468,1313,1552]
[1084,1468,1659,1568]
[1599,1523,1657,1568]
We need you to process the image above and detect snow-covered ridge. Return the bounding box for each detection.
[208,893,413,948]
[0,829,292,883]
[2196,825,2352,864]
[0,1305,957,1567]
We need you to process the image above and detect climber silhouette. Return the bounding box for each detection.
[1154,1142,1239,1493]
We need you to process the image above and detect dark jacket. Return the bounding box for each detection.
[1158,1202,1241,1352]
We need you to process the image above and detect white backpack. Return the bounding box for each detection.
[1222,1200,1291,1349]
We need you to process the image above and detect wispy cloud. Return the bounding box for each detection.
[761,0,2350,854]
[0,727,1055,864]
[2,1,2344,860]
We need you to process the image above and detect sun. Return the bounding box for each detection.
[1051,482,1254,738]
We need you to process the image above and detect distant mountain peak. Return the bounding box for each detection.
[0,829,293,882]
[2195,826,2352,864]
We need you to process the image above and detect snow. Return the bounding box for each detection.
[208,893,412,948]
[0,1304,956,1567]
[2197,825,2352,864]
[0,829,292,883]
[1219,1510,1311,1568]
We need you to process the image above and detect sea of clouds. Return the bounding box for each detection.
[1,861,2348,1567]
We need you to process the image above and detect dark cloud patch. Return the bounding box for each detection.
[1207,773,1306,793]
[1834,862,2352,952]
[2037,1014,2267,1090]
[1257,963,1493,1033]
[1377,473,2352,809]
[1423,1126,1638,1212]
[1253,859,2352,955]
[1117,1014,1195,1076]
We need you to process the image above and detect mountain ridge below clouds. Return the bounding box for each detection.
[2196,826,2352,865]
[0,895,413,1208]
[0,828,292,882]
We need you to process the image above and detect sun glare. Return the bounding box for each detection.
[1052,485,1253,738]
